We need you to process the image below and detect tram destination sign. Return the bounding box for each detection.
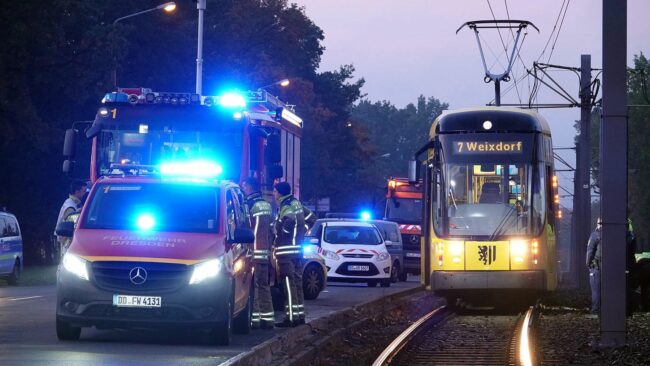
[441,134,534,162]
[454,140,523,154]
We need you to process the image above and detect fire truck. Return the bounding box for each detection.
[385,177,423,278]
[62,87,303,197]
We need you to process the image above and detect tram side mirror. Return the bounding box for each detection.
[63,129,77,157]
[62,159,75,174]
[408,159,419,184]
[265,134,281,164]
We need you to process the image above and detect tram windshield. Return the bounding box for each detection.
[433,134,545,238]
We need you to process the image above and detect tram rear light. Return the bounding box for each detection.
[532,240,539,264]
[437,242,444,266]
[557,210,562,219]
[554,194,559,204]
[552,175,558,188]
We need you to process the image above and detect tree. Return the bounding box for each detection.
[350,96,449,213]
[0,0,357,262]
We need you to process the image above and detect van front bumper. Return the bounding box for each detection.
[56,267,231,330]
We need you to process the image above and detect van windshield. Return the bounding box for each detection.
[83,183,219,233]
[323,226,382,245]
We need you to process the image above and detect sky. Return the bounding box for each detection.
[293,0,650,208]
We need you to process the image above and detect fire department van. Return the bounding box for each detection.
[306,220,392,287]
[55,162,254,345]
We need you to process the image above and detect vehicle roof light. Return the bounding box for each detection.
[136,213,156,231]
[360,211,372,221]
[218,92,247,108]
[281,108,303,127]
[160,160,223,178]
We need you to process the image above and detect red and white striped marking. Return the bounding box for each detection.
[398,224,422,235]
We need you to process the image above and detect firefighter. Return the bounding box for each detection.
[54,180,87,260]
[241,178,275,329]
[273,182,306,326]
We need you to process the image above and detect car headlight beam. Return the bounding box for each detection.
[189,258,223,285]
[378,252,390,261]
[62,253,89,281]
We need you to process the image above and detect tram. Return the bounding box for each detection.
[412,107,559,304]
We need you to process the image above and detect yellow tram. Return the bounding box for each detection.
[413,107,559,304]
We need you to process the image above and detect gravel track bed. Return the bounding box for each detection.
[540,289,650,365]
[310,293,444,366]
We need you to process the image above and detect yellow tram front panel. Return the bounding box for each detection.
[464,241,510,271]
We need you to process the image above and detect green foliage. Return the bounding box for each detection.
[587,52,650,250]
[350,96,448,212]
[0,0,363,261]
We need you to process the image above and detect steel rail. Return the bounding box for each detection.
[371,305,449,366]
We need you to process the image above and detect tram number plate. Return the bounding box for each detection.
[113,295,161,308]
[348,265,369,271]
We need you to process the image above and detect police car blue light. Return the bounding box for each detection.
[360,211,372,221]
[160,161,223,178]
[218,92,247,108]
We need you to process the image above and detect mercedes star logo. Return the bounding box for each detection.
[409,235,419,244]
[129,267,148,285]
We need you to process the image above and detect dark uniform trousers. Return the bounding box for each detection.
[252,261,274,326]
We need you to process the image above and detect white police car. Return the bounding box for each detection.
[0,209,22,285]
[306,220,392,287]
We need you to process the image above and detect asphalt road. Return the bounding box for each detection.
[0,277,419,366]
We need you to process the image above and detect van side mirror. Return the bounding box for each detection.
[62,159,74,174]
[408,159,419,184]
[63,129,77,157]
[55,221,75,238]
[233,227,255,244]
[265,133,281,164]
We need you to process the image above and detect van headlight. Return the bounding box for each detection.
[62,253,89,281]
[378,252,390,261]
[322,249,340,261]
[189,258,223,285]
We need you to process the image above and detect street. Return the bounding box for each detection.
[0,279,419,366]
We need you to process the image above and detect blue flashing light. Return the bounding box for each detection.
[233,112,243,120]
[160,160,223,179]
[219,92,247,108]
[302,244,314,254]
[136,214,156,231]
[360,211,372,221]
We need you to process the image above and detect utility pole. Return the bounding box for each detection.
[576,55,592,288]
[195,0,206,95]
[600,0,627,347]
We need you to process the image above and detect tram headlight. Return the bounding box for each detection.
[510,240,528,263]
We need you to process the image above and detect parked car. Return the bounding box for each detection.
[367,220,406,282]
[0,208,23,285]
[307,219,392,287]
[270,243,328,310]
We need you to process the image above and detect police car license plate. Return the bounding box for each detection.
[348,265,369,271]
[112,295,161,308]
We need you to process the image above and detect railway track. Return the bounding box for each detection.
[373,304,541,366]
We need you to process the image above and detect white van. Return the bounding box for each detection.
[307,220,392,287]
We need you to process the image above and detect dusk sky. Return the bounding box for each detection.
[294,0,650,207]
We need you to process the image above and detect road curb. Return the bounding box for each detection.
[222,285,424,366]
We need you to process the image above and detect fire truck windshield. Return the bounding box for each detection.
[83,183,219,233]
[386,198,422,223]
[97,129,242,181]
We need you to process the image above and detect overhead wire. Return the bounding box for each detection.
[486,0,523,104]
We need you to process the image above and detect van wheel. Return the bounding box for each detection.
[303,264,323,300]
[380,279,391,288]
[367,280,378,287]
[56,317,81,341]
[390,262,400,283]
[233,280,253,335]
[8,259,20,286]
[210,288,233,345]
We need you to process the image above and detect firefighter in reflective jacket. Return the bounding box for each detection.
[273,182,306,327]
[241,178,275,329]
